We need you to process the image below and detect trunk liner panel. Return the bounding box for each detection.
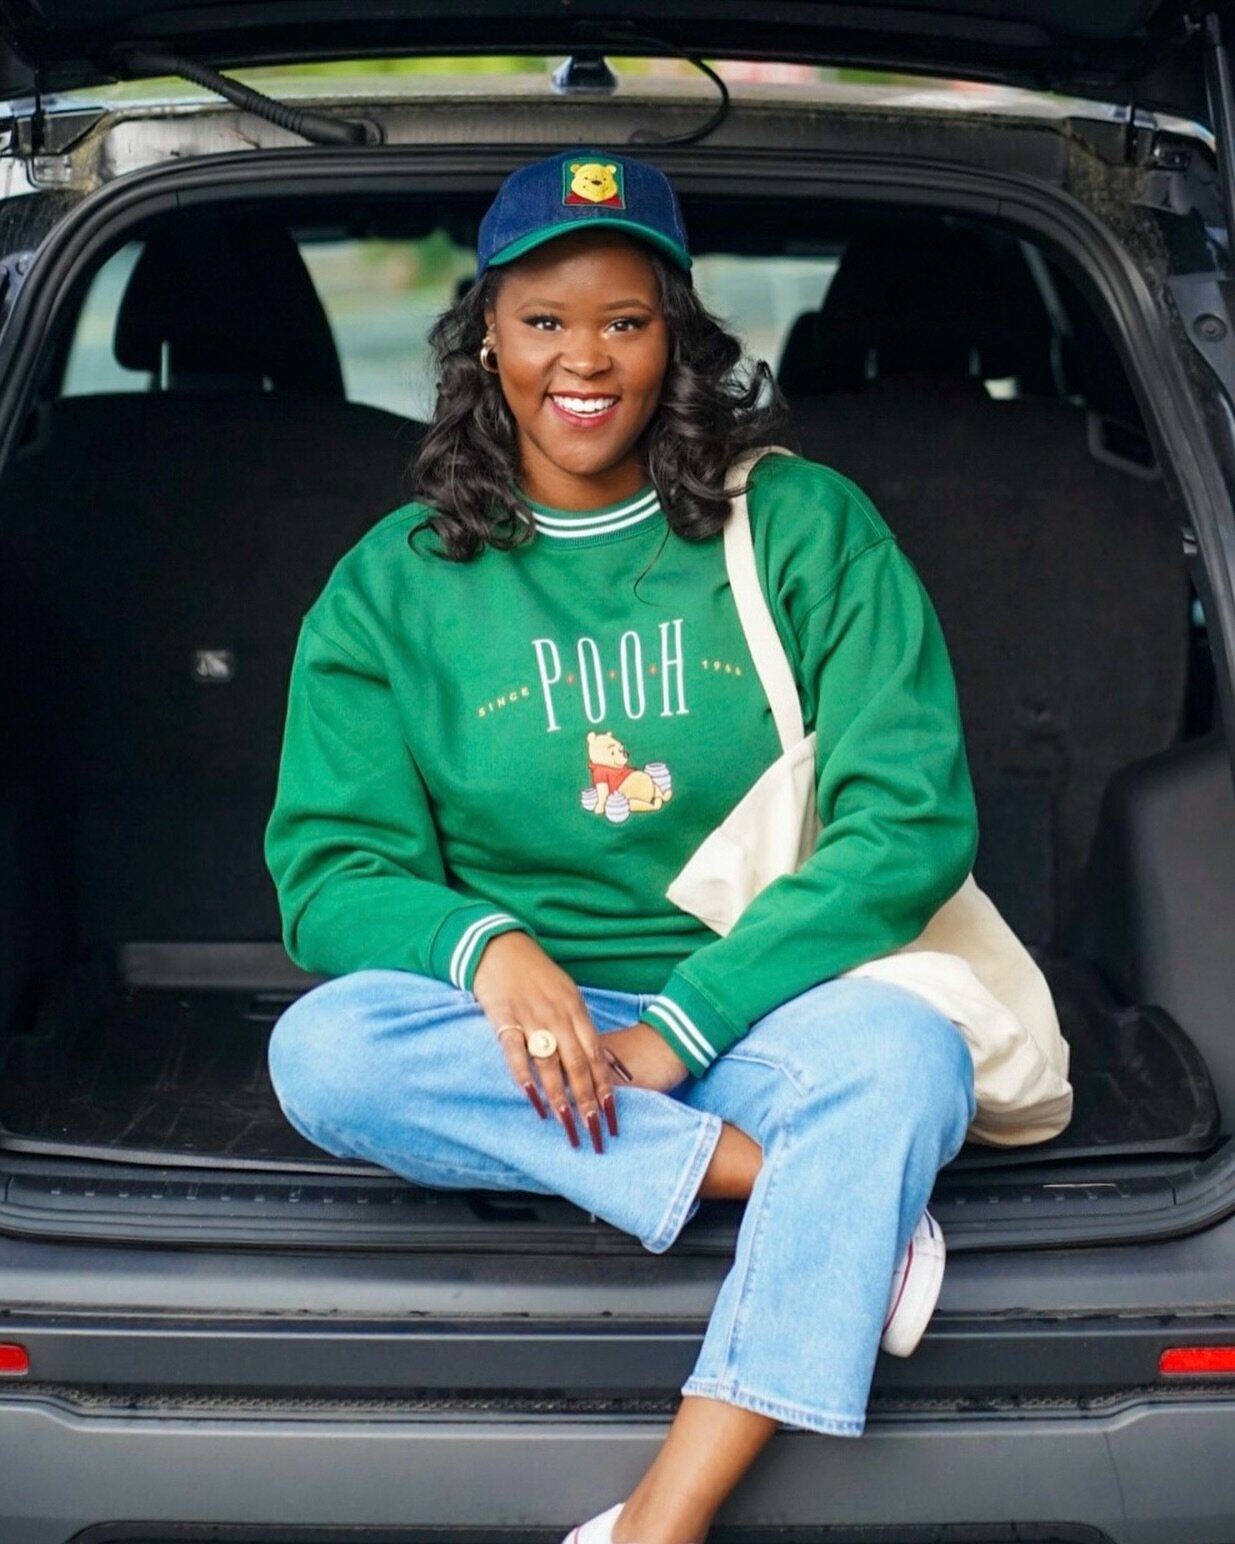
[0,953,1219,1174]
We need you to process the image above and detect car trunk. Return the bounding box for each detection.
[0,88,1233,1248]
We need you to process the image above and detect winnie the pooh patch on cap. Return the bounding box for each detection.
[563,160,625,208]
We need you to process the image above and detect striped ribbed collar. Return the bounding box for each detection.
[521,483,664,543]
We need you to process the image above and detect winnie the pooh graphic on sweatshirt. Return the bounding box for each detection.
[582,728,672,821]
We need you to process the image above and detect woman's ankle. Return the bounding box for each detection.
[696,1122,761,1200]
[612,1393,776,1543]
[611,1495,709,1544]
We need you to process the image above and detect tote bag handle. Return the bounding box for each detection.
[723,447,801,752]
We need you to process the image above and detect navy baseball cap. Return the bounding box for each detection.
[476,150,692,276]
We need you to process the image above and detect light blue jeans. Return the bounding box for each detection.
[267,970,975,1437]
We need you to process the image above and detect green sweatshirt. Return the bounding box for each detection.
[265,453,977,1076]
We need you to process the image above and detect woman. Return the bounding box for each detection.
[264,149,977,1544]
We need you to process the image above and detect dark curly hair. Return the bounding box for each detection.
[405,243,793,561]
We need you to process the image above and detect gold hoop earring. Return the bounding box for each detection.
[479,340,499,374]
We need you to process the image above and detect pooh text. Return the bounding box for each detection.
[532,619,688,733]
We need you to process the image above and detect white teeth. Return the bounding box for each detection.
[552,395,617,415]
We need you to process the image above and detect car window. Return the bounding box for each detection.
[695,252,839,381]
[59,240,145,396]
[58,229,838,418]
[299,231,475,420]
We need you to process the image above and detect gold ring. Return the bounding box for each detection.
[495,1022,525,1042]
[526,1028,559,1060]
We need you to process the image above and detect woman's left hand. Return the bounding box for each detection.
[603,1021,690,1093]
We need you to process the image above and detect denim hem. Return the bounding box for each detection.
[680,1377,866,1438]
[641,1110,724,1254]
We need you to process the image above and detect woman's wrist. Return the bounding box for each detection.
[472,927,534,995]
[603,1021,690,1091]
[639,1020,691,1081]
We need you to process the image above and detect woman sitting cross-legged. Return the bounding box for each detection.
[264,149,979,1544]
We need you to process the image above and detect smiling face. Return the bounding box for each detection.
[483,229,670,509]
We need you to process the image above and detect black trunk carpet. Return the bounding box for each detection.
[0,952,1218,1173]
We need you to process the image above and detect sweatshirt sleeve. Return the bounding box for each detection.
[641,536,978,1076]
[265,617,530,992]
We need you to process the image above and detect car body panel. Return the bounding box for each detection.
[5,1213,1235,1399]
[3,1395,1235,1543]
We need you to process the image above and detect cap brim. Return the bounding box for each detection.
[486,218,692,273]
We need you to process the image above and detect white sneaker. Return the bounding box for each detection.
[561,1503,625,1544]
[880,1210,945,1358]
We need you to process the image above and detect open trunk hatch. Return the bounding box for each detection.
[0,1,1225,124]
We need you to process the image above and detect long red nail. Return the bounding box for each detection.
[557,1105,580,1148]
[523,1082,547,1119]
[584,1109,603,1154]
[602,1092,618,1137]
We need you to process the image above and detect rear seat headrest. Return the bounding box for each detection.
[114,216,345,395]
[778,217,1053,395]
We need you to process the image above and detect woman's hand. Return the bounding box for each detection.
[601,1022,690,1093]
[472,930,617,1153]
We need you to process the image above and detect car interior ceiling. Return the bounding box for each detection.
[0,193,1226,1183]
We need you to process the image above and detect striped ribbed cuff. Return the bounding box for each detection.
[641,973,743,1079]
[431,904,527,995]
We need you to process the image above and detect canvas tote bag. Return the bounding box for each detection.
[665,447,1073,1146]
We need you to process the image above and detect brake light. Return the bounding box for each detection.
[1159,1346,1235,1375]
[0,1344,29,1375]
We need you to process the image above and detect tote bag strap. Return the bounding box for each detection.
[724,445,802,752]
